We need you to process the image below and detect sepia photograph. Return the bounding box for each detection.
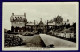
[2,2,79,50]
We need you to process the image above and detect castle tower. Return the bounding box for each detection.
[10,13,27,32]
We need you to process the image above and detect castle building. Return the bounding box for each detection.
[26,18,47,34]
[10,13,70,34]
[54,15,63,26]
[10,13,27,32]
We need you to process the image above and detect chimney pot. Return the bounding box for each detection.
[12,13,14,16]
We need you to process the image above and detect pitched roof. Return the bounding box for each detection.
[26,22,38,25]
[10,15,27,22]
[48,22,55,25]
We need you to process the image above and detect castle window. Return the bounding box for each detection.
[20,17,22,19]
[18,17,19,18]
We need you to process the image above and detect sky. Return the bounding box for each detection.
[3,2,79,30]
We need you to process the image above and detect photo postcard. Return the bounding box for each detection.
[2,2,79,51]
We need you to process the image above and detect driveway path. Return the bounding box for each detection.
[39,34,76,48]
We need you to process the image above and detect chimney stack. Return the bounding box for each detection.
[67,19,69,22]
[40,18,42,21]
[34,20,35,25]
[12,13,14,16]
[47,20,48,25]
[24,13,26,17]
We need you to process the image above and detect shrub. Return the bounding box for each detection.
[4,34,23,47]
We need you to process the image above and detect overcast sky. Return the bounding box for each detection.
[3,2,79,30]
